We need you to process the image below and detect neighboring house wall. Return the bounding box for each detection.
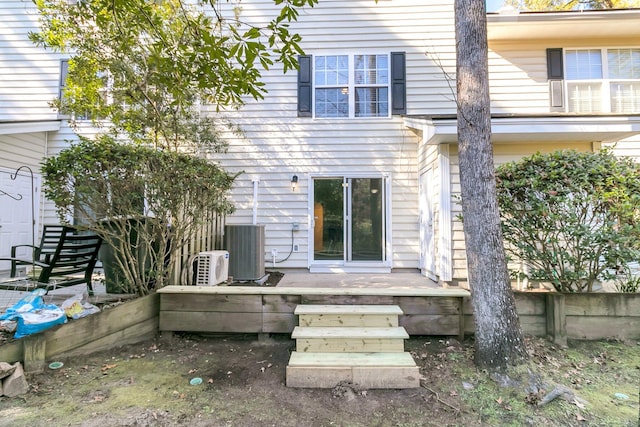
[0,0,75,266]
[0,0,65,122]
[423,20,640,286]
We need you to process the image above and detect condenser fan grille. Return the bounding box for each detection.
[195,251,229,285]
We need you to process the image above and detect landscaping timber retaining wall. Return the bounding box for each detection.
[1,288,638,371]
[157,286,469,341]
[159,287,640,347]
[0,293,159,373]
[463,292,640,345]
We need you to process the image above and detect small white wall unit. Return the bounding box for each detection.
[195,251,229,286]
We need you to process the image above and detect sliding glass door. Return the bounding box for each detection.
[313,176,385,263]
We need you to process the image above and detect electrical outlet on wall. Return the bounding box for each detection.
[271,248,278,257]
[293,244,299,252]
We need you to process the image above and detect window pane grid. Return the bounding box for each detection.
[315,55,349,87]
[610,82,640,113]
[314,54,389,118]
[565,48,640,113]
[355,88,388,117]
[567,82,602,113]
[355,55,388,85]
[315,88,349,117]
[566,50,602,80]
[608,49,640,79]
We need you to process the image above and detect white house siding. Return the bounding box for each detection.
[488,36,640,114]
[0,1,67,122]
[0,132,46,172]
[214,119,420,269]
[207,1,459,269]
[605,135,640,160]
[488,45,550,114]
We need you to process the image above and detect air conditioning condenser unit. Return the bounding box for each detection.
[196,250,229,286]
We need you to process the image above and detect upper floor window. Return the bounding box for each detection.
[297,52,405,118]
[314,54,390,118]
[566,48,640,113]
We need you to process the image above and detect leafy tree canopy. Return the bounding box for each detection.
[30,0,317,151]
[504,0,640,10]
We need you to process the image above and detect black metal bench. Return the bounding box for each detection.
[1,226,103,294]
[9,224,66,278]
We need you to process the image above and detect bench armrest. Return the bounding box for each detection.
[10,244,39,258]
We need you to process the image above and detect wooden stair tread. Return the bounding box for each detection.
[288,351,417,367]
[292,326,409,339]
[294,304,403,315]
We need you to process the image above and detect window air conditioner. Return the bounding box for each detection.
[195,251,229,286]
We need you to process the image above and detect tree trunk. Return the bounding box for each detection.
[454,0,528,369]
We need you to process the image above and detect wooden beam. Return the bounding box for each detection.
[546,293,567,347]
[22,334,46,374]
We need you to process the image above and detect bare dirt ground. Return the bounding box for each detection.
[0,331,638,427]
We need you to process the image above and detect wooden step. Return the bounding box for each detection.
[292,326,409,339]
[295,304,402,327]
[286,351,420,388]
[292,326,408,353]
[295,305,404,315]
[288,351,417,367]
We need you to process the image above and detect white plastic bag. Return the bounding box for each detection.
[61,293,101,319]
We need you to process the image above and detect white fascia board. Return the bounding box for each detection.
[0,121,61,136]
[487,10,640,42]
[404,116,640,145]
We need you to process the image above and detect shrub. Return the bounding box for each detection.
[496,149,640,293]
[42,136,236,295]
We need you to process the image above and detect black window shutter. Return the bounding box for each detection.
[391,52,406,115]
[546,48,563,80]
[546,48,564,110]
[297,55,312,117]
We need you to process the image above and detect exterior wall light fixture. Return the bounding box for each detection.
[291,175,298,191]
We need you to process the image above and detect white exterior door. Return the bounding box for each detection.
[0,167,41,274]
[419,169,436,277]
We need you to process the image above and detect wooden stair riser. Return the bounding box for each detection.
[298,314,398,328]
[286,366,419,389]
[292,326,409,340]
[296,338,405,353]
[287,304,419,389]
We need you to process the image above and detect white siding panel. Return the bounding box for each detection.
[608,136,640,160]
[0,132,46,171]
[217,122,421,268]
[488,47,550,114]
[0,1,65,121]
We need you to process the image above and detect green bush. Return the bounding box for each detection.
[42,136,236,295]
[496,149,640,293]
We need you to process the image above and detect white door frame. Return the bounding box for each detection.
[308,173,392,273]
